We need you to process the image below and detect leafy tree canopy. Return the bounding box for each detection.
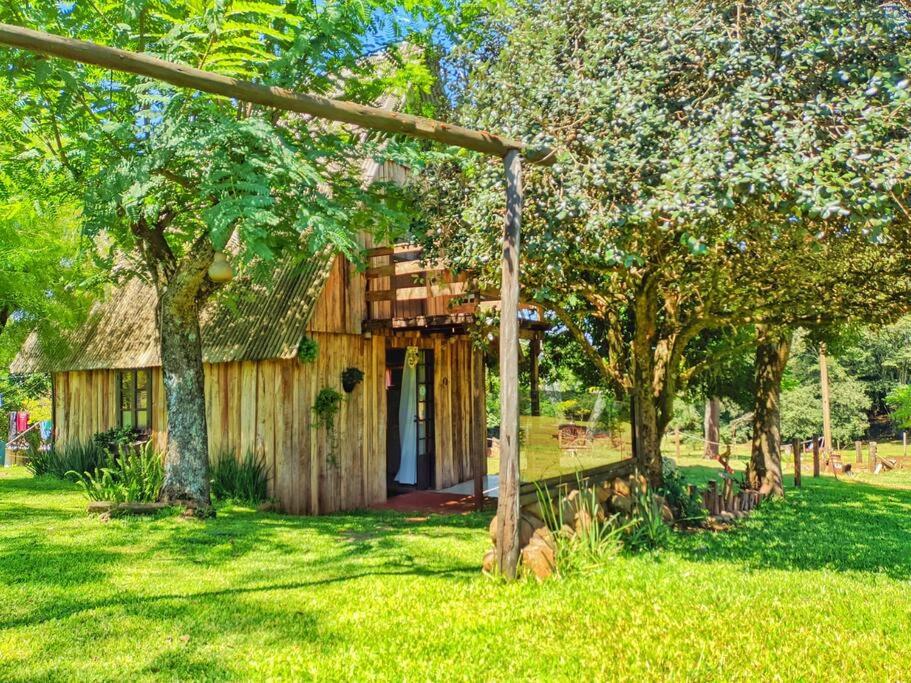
[416,0,911,481]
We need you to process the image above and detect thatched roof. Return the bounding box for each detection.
[10,254,334,373]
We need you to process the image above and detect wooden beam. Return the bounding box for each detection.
[0,23,555,165]
[495,149,522,579]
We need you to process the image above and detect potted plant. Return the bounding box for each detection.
[341,367,364,393]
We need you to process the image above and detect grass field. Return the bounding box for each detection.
[2,462,911,681]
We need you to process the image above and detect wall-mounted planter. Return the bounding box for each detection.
[341,367,364,393]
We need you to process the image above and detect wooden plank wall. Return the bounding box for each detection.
[307,255,365,335]
[51,333,485,513]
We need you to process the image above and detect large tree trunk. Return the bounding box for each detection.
[632,387,663,488]
[703,396,720,459]
[749,327,791,496]
[156,245,215,511]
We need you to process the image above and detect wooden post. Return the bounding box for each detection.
[792,439,802,488]
[870,441,878,472]
[495,150,522,580]
[855,440,863,464]
[812,437,820,477]
[820,345,833,455]
[674,427,681,459]
[529,337,541,417]
[904,432,908,459]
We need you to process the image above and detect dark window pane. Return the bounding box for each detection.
[120,372,135,411]
[137,371,149,410]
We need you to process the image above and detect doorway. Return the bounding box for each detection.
[386,347,435,494]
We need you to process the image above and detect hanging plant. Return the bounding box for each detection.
[312,388,343,467]
[341,367,364,393]
[297,336,318,364]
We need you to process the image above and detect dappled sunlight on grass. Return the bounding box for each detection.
[2,465,911,680]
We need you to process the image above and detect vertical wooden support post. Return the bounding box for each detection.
[855,440,863,464]
[870,441,878,472]
[812,438,820,477]
[495,149,522,580]
[792,439,802,488]
[50,372,57,445]
[819,345,832,455]
[529,337,541,417]
[473,351,485,511]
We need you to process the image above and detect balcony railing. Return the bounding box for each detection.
[364,243,544,329]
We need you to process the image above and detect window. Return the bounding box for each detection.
[118,369,152,430]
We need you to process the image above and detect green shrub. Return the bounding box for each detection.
[658,467,706,526]
[25,441,105,479]
[297,336,319,363]
[70,442,164,503]
[91,427,143,457]
[210,451,269,504]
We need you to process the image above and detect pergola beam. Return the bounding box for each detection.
[0,23,554,165]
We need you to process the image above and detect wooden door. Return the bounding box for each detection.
[386,348,435,491]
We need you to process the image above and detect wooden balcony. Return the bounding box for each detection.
[363,244,547,333]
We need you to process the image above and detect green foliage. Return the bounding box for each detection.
[297,336,319,364]
[0,0,466,287]
[626,485,673,552]
[0,373,52,419]
[92,427,144,458]
[535,476,626,576]
[70,443,164,504]
[420,0,911,468]
[25,441,105,480]
[210,451,269,504]
[886,385,911,430]
[313,387,344,466]
[781,333,871,442]
[313,388,343,431]
[840,317,911,415]
[659,467,707,526]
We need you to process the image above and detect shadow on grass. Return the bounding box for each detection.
[0,482,485,632]
[675,464,911,580]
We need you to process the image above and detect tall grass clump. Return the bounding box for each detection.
[536,474,627,576]
[69,442,164,503]
[210,451,269,504]
[25,441,105,479]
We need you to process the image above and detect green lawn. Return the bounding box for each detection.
[2,464,911,681]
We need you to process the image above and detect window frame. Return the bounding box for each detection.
[116,368,153,432]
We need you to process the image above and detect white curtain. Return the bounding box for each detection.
[394,347,419,485]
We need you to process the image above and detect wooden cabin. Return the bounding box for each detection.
[11,165,547,515]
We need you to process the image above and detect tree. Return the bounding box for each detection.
[1,1,454,508]
[0,89,96,410]
[683,327,756,459]
[886,385,911,430]
[418,0,911,486]
[780,332,871,444]
[841,317,911,416]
